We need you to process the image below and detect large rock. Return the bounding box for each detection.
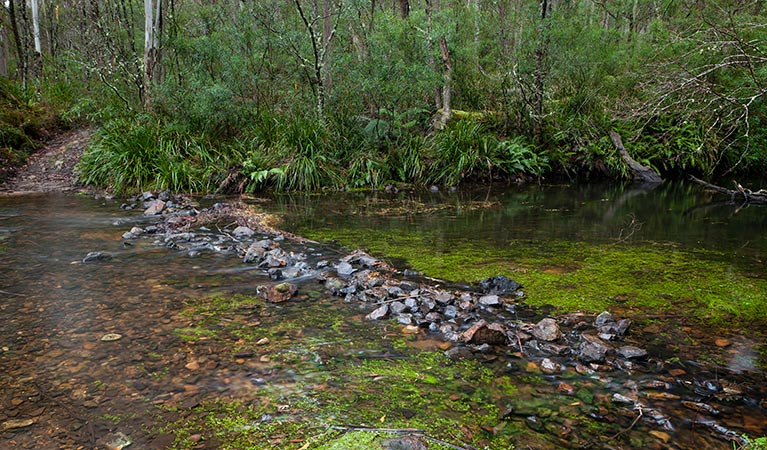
[479,276,521,295]
[232,226,255,238]
[243,244,266,263]
[143,199,166,216]
[260,282,297,303]
[578,334,609,363]
[462,320,508,345]
[366,304,389,320]
[617,345,648,359]
[531,318,561,342]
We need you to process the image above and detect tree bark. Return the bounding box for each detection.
[609,131,662,184]
[398,0,409,19]
[432,36,452,129]
[30,0,42,95]
[689,176,767,204]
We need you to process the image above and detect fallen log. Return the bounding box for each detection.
[690,175,767,205]
[609,131,663,184]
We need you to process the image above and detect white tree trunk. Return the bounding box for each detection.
[143,0,155,106]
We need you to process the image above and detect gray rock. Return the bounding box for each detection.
[443,305,458,319]
[617,345,648,359]
[479,276,521,295]
[595,311,614,327]
[539,342,571,356]
[578,334,609,363]
[390,301,407,315]
[143,199,166,216]
[83,251,111,263]
[243,244,266,263]
[420,298,436,313]
[366,304,389,320]
[396,314,413,325]
[122,226,143,239]
[387,286,405,297]
[531,318,561,342]
[425,312,443,322]
[336,261,356,277]
[540,358,562,374]
[445,346,473,360]
[404,298,419,310]
[232,226,255,238]
[478,294,501,306]
[434,292,454,304]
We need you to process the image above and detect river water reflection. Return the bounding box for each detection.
[0,183,765,449]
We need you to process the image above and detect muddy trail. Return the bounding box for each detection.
[1,127,92,194]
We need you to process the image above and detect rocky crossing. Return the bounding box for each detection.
[110,191,759,447]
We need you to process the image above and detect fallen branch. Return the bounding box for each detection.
[610,406,643,440]
[609,131,662,184]
[690,176,767,205]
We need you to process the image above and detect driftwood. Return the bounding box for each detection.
[690,175,767,205]
[609,131,663,184]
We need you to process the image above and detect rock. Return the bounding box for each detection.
[83,251,112,263]
[232,226,255,238]
[390,301,407,315]
[462,320,508,345]
[122,227,143,239]
[479,276,521,295]
[531,318,560,342]
[649,430,671,443]
[434,292,453,304]
[243,244,266,263]
[2,418,35,430]
[336,261,356,277]
[595,311,614,327]
[143,199,166,216]
[617,345,648,359]
[396,314,413,325]
[445,346,474,360]
[261,283,297,303]
[366,304,389,320]
[540,358,562,374]
[100,431,133,450]
[100,333,123,342]
[382,435,428,450]
[539,342,570,356]
[443,305,458,319]
[578,334,609,363]
[478,294,501,306]
[612,393,635,404]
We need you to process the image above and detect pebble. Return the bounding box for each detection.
[100,333,123,342]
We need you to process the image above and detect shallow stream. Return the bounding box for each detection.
[0,182,765,449]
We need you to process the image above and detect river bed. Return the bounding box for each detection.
[1,183,765,449]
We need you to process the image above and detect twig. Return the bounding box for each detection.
[610,406,643,440]
[0,289,27,297]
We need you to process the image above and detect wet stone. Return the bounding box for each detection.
[143,199,166,216]
[390,301,407,315]
[595,311,614,328]
[404,297,418,310]
[366,304,389,320]
[617,345,648,359]
[531,318,561,342]
[434,292,454,304]
[479,276,521,295]
[396,314,413,325]
[540,358,562,374]
[443,305,458,319]
[83,251,112,263]
[578,334,609,363]
[336,261,356,277]
[232,226,255,238]
[478,294,501,306]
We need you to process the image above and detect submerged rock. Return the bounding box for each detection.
[578,334,609,363]
[479,275,521,295]
[617,345,648,359]
[531,318,561,342]
[143,199,166,216]
[83,251,112,263]
[260,282,297,303]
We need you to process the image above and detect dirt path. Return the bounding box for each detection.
[1,128,93,193]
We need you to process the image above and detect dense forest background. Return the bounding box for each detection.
[1,0,766,192]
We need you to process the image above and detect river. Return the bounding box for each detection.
[1,181,765,449]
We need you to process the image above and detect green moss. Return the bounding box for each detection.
[300,227,767,327]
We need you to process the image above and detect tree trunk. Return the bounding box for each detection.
[609,131,662,184]
[143,0,156,107]
[433,36,452,129]
[398,0,409,19]
[30,0,42,96]
[8,0,27,88]
[425,0,440,110]
[532,0,550,140]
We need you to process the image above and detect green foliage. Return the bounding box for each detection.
[77,116,240,194]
